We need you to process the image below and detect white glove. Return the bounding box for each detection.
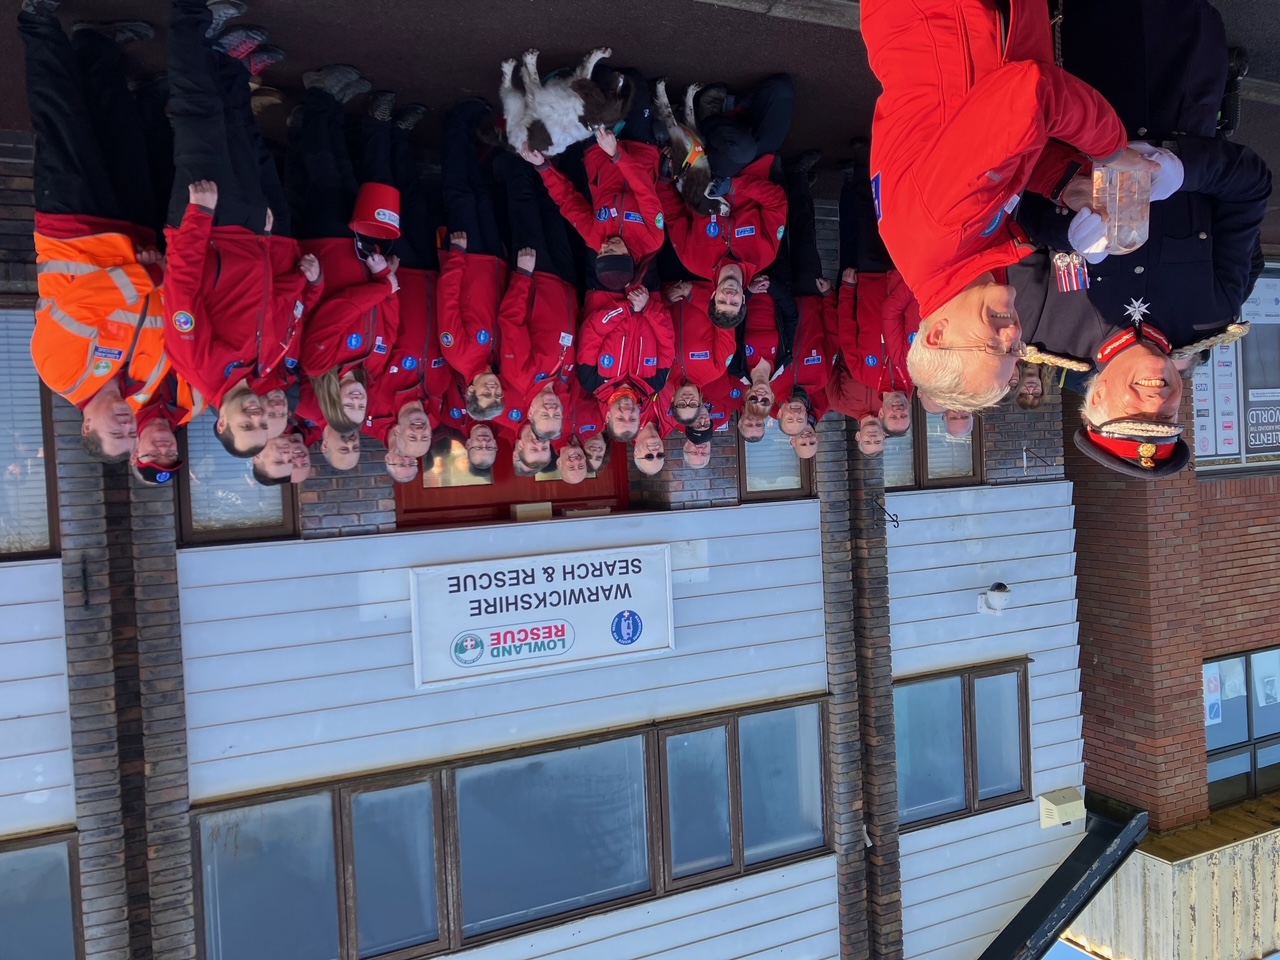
[1129,141,1184,202]
[1068,207,1109,264]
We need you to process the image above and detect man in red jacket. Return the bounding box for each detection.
[862,0,1156,410]
[163,0,284,457]
[836,268,917,435]
[525,126,664,291]
[577,286,675,442]
[663,279,738,426]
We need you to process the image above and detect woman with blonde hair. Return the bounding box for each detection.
[1016,363,1050,411]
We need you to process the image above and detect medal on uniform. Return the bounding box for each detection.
[1053,251,1089,293]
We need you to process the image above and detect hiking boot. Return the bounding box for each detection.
[21,0,61,15]
[251,86,285,117]
[73,20,156,45]
[215,26,267,60]
[395,103,429,132]
[246,44,284,77]
[335,76,372,105]
[303,64,362,99]
[368,91,395,123]
[205,0,247,39]
[693,82,729,126]
[786,149,822,180]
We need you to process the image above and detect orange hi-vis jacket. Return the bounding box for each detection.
[30,214,169,410]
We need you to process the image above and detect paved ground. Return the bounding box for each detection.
[2,0,1275,239]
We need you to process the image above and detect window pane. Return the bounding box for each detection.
[1207,749,1251,808]
[666,726,732,878]
[1256,741,1280,796]
[743,418,803,493]
[975,672,1025,800]
[0,842,75,960]
[352,782,439,957]
[896,677,966,824]
[185,425,285,531]
[924,410,976,480]
[421,437,493,487]
[739,704,825,864]
[456,737,649,936]
[200,794,339,960]
[0,310,51,553]
[1250,650,1280,739]
[883,423,915,488]
[1204,659,1250,750]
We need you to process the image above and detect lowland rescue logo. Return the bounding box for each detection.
[450,621,575,668]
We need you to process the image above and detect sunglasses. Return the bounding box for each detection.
[639,452,666,461]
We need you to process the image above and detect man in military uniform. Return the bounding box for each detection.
[1008,0,1272,478]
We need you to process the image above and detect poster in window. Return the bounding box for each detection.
[1253,650,1280,703]
[1241,276,1280,457]
[1204,662,1222,726]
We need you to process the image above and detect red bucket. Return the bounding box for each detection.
[349,182,401,240]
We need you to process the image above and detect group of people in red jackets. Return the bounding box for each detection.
[24,0,958,496]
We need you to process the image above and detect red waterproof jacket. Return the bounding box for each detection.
[437,249,508,382]
[496,269,578,397]
[836,272,919,395]
[670,283,737,387]
[658,155,787,285]
[703,374,745,431]
[862,0,1129,315]
[740,291,781,377]
[773,299,833,409]
[827,361,879,420]
[577,291,675,398]
[247,235,325,395]
[553,381,607,453]
[163,206,272,405]
[361,266,443,443]
[298,238,398,381]
[540,143,666,261]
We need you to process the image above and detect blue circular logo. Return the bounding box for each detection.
[596,207,610,222]
[171,311,195,332]
[535,372,548,381]
[452,633,485,665]
[450,407,463,419]
[655,212,664,230]
[706,221,721,238]
[611,610,643,646]
[601,354,615,369]
[731,388,742,399]
[510,409,523,421]
[347,333,363,350]
[477,329,491,345]
[441,333,454,347]
[403,356,418,370]
[746,345,755,356]
[907,332,916,345]
[865,355,878,366]
[155,472,172,484]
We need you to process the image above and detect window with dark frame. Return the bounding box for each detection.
[1203,650,1280,808]
[883,397,984,491]
[0,308,57,559]
[193,700,829,960]
[894,661,1032,830]
[0,832,81,960]
[737,418,815,501]
[176,425,298,545]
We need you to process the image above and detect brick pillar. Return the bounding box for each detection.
[1064,390,1208,831]
[628,428,740,510]
[981,390,1065,483]
[815,415,870,960]
[0,131,37,294]
[299,443,398,537]
[52,398,131,960]
[128,476,196,960]
[850,441,902,960]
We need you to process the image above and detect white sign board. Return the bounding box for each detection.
[411,544,673,684]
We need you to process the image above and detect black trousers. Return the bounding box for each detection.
[215,54,292,237]
[166,0,267,231]
[391,128,440,272]
[441,101,503,257]
[291,88,358,240]
[20,11,153,223]
[495,152,577,285]
[134,78,175,236]
[838,165,893,274]
[701,74,795,179]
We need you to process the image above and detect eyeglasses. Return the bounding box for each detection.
[935,338,1028,358]
[639,452,665,461]
[673,400,701,410]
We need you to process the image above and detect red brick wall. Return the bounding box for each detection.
[1065,423,1209,831]
[1199,473,1280,659]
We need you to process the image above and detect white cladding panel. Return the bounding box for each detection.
[452,856,839,960]
[179,502,827,801]
[0,558,74,836]
[888,482,1086,960]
